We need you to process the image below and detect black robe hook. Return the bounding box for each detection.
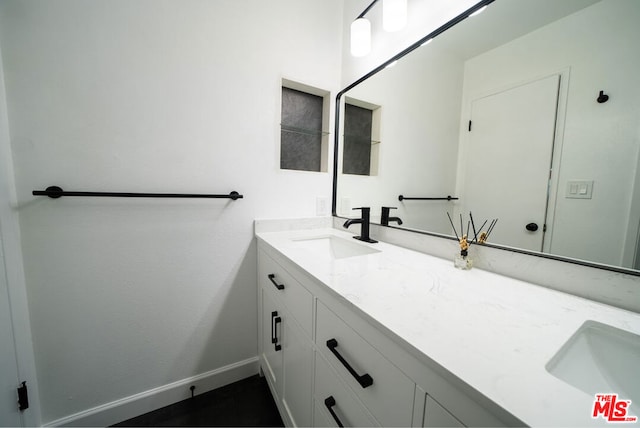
[597,90,609,103]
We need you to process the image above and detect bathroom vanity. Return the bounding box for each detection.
[255,219,640,427]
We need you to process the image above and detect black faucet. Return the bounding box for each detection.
[381,207,403,226]
[343,207,378,243]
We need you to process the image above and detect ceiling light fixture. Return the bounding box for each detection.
[350,17,372,57]
[350,0,408,57]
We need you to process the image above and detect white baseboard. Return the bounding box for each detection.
[46,357,260,427]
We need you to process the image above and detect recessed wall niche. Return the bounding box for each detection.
[343,97,380,176]
[280,80,330,172]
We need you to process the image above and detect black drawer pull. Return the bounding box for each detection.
[268,273,285,290]
[326,338,373,388]
[324,396,344,428]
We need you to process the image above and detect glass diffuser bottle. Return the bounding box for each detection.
[454,234,473,270]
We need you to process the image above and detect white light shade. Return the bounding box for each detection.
[350,18,371,57]
[383,0,407,32]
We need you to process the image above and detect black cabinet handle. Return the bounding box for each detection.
[268,274,285,290]
[17,381,29,411]
[270,311,282,351]
[324,396,344,428]
[272,313,282,352]
[326,338,373,388]
[270,311,277,344]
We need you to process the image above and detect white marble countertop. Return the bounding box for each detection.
[255,225,640,427]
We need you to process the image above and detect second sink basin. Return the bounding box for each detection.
[292,235,380,260]
[546,320,640,408]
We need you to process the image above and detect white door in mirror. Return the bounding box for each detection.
[461,74,560,252]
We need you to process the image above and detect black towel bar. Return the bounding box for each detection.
[33,186,243,200]
[398,195,457,201]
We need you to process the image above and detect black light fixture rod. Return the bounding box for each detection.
[357,0,380,19]
[33,186,243,200]
[398,195,458,201]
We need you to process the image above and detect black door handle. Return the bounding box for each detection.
[324,396,344,427]
[525,222,539,232]
[326,338,373,388]
[268,274,285,290]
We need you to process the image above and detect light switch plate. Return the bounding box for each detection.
[566,180,594,199]
[316,197,329,216]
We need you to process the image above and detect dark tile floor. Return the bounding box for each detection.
[112,374,284,427]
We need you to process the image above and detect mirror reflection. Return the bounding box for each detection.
[335,0,640,271]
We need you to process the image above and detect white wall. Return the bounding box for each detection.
[0,0,342,423]
[461,0,640,267]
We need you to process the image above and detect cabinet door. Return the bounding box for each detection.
[424,396,464,427]
[282,316,313,427]
[261,288,283,398]
[258,249,313,337]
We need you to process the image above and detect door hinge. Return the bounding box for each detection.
[468,120,472,132]
[17,381,29,411]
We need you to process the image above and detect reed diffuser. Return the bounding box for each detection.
[447,212,497,270]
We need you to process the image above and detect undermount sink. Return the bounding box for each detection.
[546,321,640,406]
[292,235,380,259]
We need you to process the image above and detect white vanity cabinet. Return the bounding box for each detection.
[257,241,518,427]
[258,249,313,427]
